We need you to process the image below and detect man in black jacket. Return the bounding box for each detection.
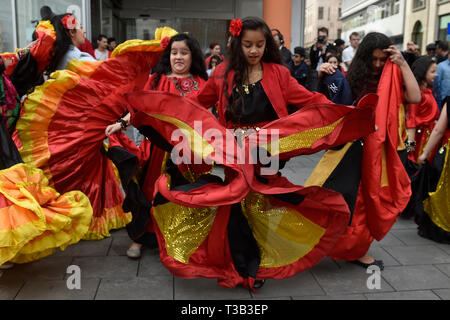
[271,29,292,66]
[309,27,331,71]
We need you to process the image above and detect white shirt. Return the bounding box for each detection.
[95,49,109,61]
[57,45,96,71]
[342,46,357,64]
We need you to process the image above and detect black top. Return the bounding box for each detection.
[226,80,279,125]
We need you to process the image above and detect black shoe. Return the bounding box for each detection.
[350,259,384,271]
[253,279,265,289]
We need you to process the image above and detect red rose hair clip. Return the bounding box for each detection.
[61,15,77,30]
[229,18,243,37]
[161,36,171,49]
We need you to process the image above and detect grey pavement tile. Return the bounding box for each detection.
[174,277,252,300]
[382,245,450,265]
[365,290,441,300]
[110,228,129,237]
[372,233,406,247]
[15,279,100,300]
[108,234,131,256]
[382,265,450,291]
[70,256,139,279]
[335,247,401,268]
[436,244,450,255]
[54,238,112,257]
[311,261,394,295]
[250,271,325,299]
[391,217,417,230]
[95,276,173,300]
[0,256,73,282]
[433,289,450,300]
[391,229,439,246]
[249,296,292,300]
[0,274,24,300]
[435,264,450,278]
[138,248,173,277]
[293,294,367,300]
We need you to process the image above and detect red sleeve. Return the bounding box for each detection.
[143,73,157,90]
[194,77,219,109]
[406,102,419,128]
[282,66,332,108]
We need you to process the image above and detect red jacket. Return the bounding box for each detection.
[195,61,332,126]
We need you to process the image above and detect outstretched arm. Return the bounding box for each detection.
[105,112,131,136]
[384,45,421,104]
[418,103,448,164]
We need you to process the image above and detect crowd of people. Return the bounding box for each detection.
[0,5,450,293]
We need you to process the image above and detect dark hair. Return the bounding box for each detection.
[325,54,341,64]
[151,33,208,89]
[97,34,108,42]
[350,32,360,39]
[209,42,219,50]
[436,40,449,52]
[347,32,392,99]
[271,29,284,44]
[208,55,223,69]
[318,27,329,36]
[411,55,437,88]
[225,17,283,122]
[46,13,77,74]
[108,37,116,44]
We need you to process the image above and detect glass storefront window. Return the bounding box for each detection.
[0,1,14,52]
[438,14,450,42]
[134,18,230,56]
[15,0,84,48]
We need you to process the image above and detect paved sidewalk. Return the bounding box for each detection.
[2,153,450,300]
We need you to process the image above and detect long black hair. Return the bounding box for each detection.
[151,33,208,89]
[347,32,392,99]
[411,55,437,88]
[46,13,76,74]
[224,17,282,122]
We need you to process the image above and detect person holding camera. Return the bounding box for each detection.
[310,27,331,71]
[271,28,292,66]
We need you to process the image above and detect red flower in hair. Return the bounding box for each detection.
[61,15,77,30]
[229,18,243,37]
[161,36,171,49]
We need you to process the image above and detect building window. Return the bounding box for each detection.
[412,21,423,51]
[413,0,426,11]
[0,1,14,52]
[15,0,85,48]
[438,14,450,42]
[318,7,324,20]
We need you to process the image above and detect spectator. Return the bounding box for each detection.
[205,42,224,67]
[288,46,309,87]
[426,43,436,57]
[436,40,449,64]
[342,32,360,69]
[108,37,117,51]
[207,54,223,77]
[324,53,346,76]
[94,34,111,61]
[78,37,95,57]
[402,42,420,67]
[436,54,450,108]
[334,39,346,54]
[271,28,292,66]
[309,27,332,71]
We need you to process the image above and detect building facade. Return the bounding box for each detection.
[340,0,406,48]
[403,0,450,54]
[0,0,306,56]
[304,0,343,48]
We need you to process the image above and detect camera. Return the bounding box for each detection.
[317,36,326,44]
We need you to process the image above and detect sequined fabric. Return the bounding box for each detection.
[152,202,218,264]
[424,141,450,232]
[240,192,325,268]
